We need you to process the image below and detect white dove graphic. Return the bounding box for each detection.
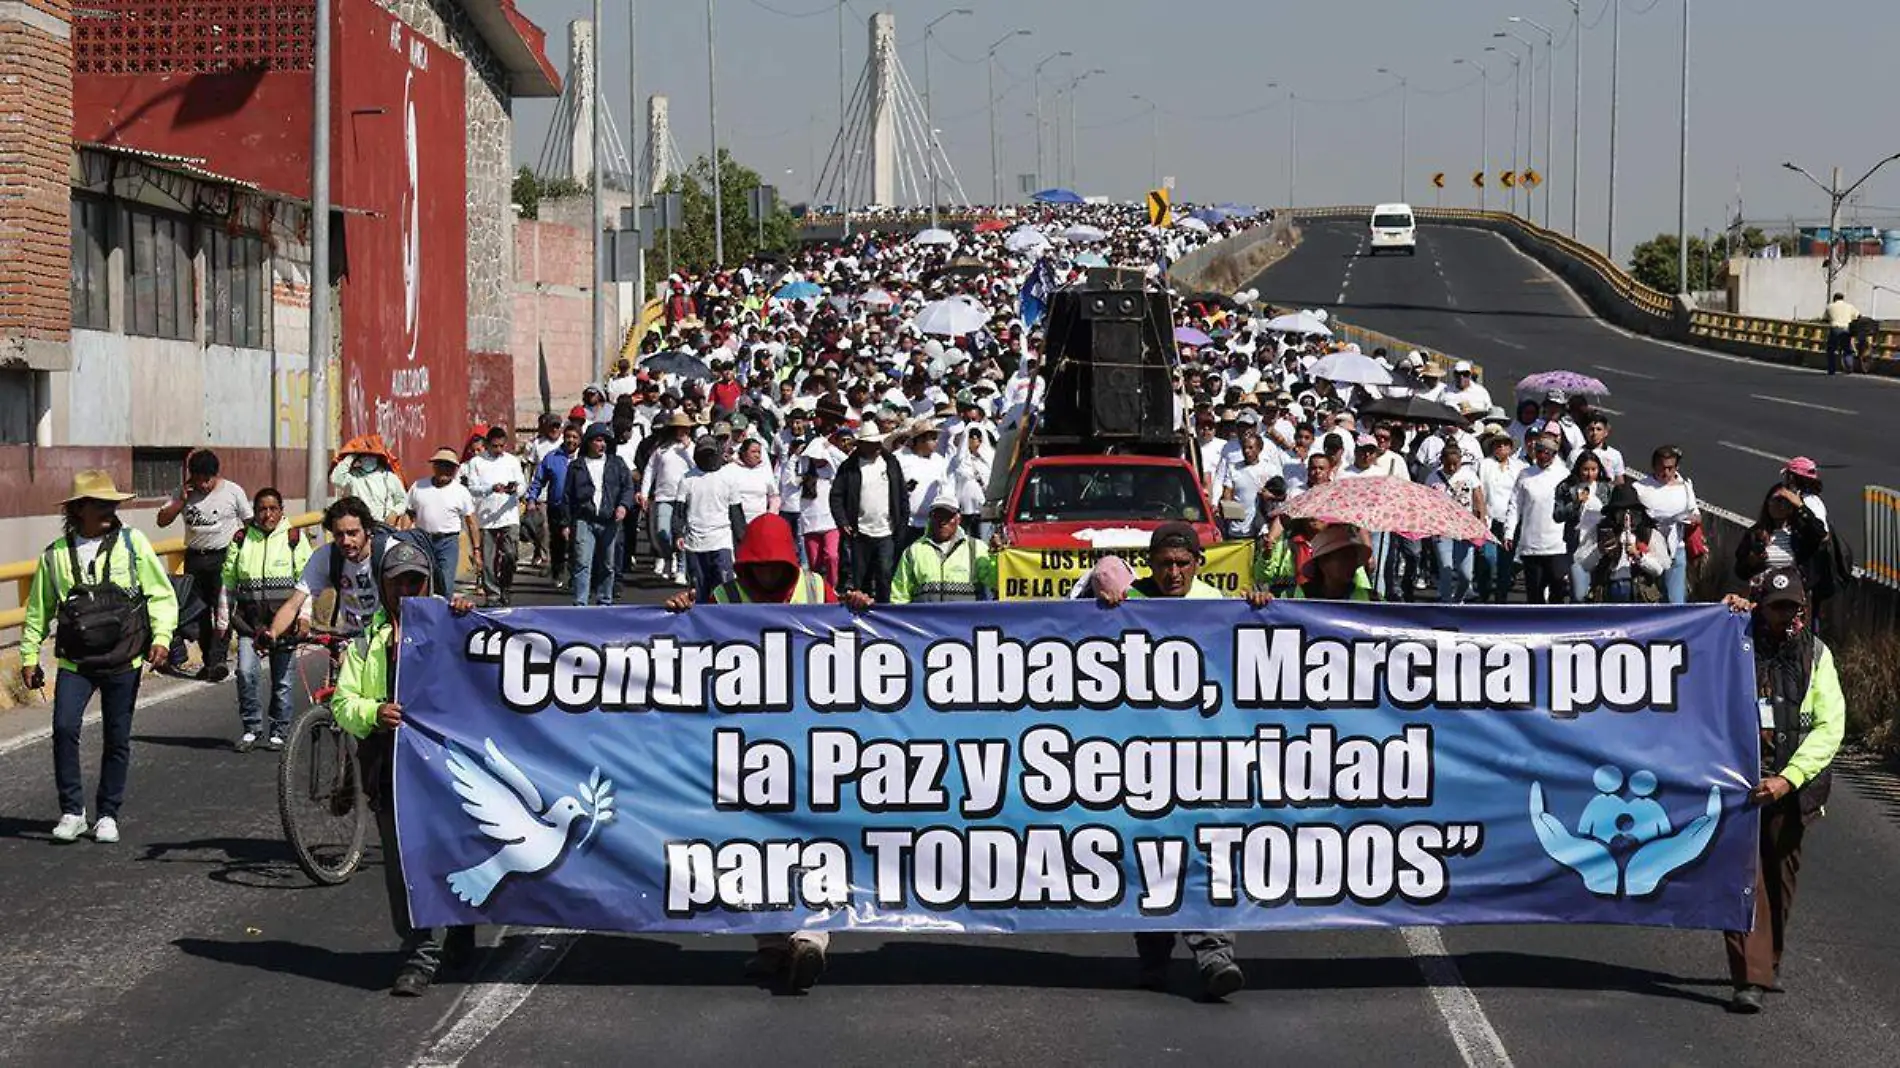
[444,738,615,908]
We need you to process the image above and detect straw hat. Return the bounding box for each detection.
[429,448,461,466]
[63,470,134,504]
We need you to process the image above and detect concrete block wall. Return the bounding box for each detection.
[0,0,72,367]
[511,218,613,426]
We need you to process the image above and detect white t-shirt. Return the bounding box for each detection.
[295,545,380,634]
[178,479,253,552]
[721,461,777,524]
[855,456,894,538]
[1221,458,1280,532]
[898,451,950,528]
[406,479,477,536]
[71,533,108,580]
[1427,465,1482,514]
[462,452,526,529]
[583,457,607,512]
[678,469,737,553]
[799,440,842,534]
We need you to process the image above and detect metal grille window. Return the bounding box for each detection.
[206,227,270,348]
[131,447,190,499]
[125,207,195,340]
[70,196,112,330]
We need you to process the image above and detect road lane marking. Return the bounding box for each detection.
[414,927,578,1068]
[1748,393,1858,415]
[1719,440,1792,465]
[1403,927,1514,1068]
[1591,364,1655,380]
[1594,405,1624,416]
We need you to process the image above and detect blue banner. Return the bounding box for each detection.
[392,600,1758,934]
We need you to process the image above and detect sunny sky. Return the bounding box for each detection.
[510,0,1900,258]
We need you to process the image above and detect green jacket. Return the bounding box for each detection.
[218,522,313,636]
[1126,577,1225,600]
[333,609,394,740]
[1781,643,1845,790]
[22,527,179,671]
[891,534,998,603]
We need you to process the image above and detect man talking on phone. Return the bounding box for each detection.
[463,425,526,607]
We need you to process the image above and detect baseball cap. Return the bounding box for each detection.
[380,541,434,584]
[1544,388,1567,404]
[1149,521,1202,557]
[1783,456,1819,480]
[1453,360,1473,373]
[1756,566,1807,607]
[928,490,961,514]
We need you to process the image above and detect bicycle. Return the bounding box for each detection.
[275,630,370,886]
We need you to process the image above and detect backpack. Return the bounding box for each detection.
[327,524,435,627]
[1824,529,1857,596]
[53,529,151,672]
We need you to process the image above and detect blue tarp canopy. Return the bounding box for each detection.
[1031,188,1085,204]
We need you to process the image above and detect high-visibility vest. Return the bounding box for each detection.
[712,570,827,604]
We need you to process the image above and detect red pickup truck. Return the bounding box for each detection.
[998,454,1223,553]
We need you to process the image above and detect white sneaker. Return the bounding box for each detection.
[91,816,119,844]
[673,568,690,586]
[651,558,666,575]
[51,814,88,842]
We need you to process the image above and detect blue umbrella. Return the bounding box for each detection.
[1073,251,1109,267]
[1032,188,1085,205]
[774,280,823,301]
[1191,207,1230,224]
[1214,202,1258,216]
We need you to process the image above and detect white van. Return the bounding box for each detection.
[1368,203,1417,256]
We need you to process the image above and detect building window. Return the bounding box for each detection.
[71,196,112,330]
[125,207,195,340]
[206,226,271,349]
[130,447,191,500]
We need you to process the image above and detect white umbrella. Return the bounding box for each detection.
[1175,216,1211,233]
[913,228,958,247]
[1264,311,1333,336]
[913,297,991,337]
[857,287,897,308]
[1061,224,1108,243]
[1310,351,1393,386]
[1005,226,1050,253]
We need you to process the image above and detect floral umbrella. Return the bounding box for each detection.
[1515,370,1609,398]
[1284,476,1490,541]
[1173,326,1213,348]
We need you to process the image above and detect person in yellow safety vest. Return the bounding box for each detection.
[1094,521,1269,1000]
[21,470,179,845]
[890,491,998,603]
[1290,524,1377,601]
[214,486,312,751]
[663,512,871,992]
[331,540,476,998]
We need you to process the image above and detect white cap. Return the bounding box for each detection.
[928,489,962,514]
[1453,360,1473,373]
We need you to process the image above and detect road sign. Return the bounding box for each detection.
[1500,171,1517,189]
[746,184,778,222]
[1472,171,1486,189]
[1147,187,1172,228]
[1162,175,1176,191]
[1432,172,1446,189]
[1523,169,1542,189]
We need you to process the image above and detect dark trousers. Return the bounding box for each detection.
[52,667,141,818]
[686,548,734,603]
[1826,328,1855,375]
[1521,553,1570,605]
[546,507,571,585]
[174,547,229,669]
[476,524,518,604]
[371,760,472,977]
[1134,931,1236,973]
[1384,536,1422,603]
[1724,796,1805,988]
[847,533,897,603]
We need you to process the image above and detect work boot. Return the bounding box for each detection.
[1199,961,1245,1001]
[390,967,433,998]
[1728,985,1765,1014]
[786,940,826,993]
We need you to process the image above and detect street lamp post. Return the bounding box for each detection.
[1376,67,1408,201]
[1677,0,1690,295]
[1495,30,1534,220]
[987,29,1031,205]
[922,7,971,228]
[1065,68,1104,190]
[1566,1,1581,237]
[1486,45,1521,216]
[1131,93,1158,189]
[1453,58,1489,212]
[1267,81,1295,209]
[1783,152,1900,311]
[705,0,723,265]
[1033,51,1071,191]
[1509,16,1554,229]
[1608,0,1622,256]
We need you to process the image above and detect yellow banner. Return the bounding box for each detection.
[996,540,1256,601]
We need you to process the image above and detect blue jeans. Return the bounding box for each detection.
[236,638,296,736]
[779,510,806,567]
[571,519,622,606]
[686,548,734,603]
[1435,538,1475,604]
[1478,523,1516,603]
[423,531,461,597]
[52,667,142,818]
[651,501,679,565]
[1662,544,1689,604]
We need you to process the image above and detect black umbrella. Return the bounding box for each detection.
[1357,394,1471,428]
[642,351,713,380]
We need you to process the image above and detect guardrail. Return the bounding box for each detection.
[0,511,324,637]
[1288,206,1900,373]
[1866,485,1900,589]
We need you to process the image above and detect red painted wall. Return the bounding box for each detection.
[73,69,316,199]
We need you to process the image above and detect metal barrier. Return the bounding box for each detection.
[0,511,325,637]
[1865,486,1900,589]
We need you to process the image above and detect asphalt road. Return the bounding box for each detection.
[5,562,1900,1067]
[1249,220,1900,536]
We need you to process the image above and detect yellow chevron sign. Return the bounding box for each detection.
[1472,171,1486,189]
[1523,169,1543,189]
[1432,172,1446,189]
[1500,171,1518,189]
[1147,188,1172,227]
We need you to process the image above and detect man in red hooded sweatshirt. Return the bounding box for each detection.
[665,513,869,991]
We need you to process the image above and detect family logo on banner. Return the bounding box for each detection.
[996,542,1256,600]
[391,600,1758,934]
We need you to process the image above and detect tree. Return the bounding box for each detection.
[1627,228,1776,295]
[511,166,586,221]
[652,149,798,273]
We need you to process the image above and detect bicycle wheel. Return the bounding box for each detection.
[277,702,369,885]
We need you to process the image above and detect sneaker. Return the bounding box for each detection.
[1729,985,1765,1014]
[651,559,666,575]
[201,664,231,684]
[236,732,258,753]
[1199,961,1245,1000]
[390,967,433,998]
[51,814,88,842]
[266,735,286,752]
[786,940,826,993]
[91,816,120,844]
[672,568,690,587]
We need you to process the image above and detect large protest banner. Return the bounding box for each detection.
[996,541,1256,599]
[392,600,1757,934]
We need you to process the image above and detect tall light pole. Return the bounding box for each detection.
[922,7,971,227]
[1486,45,1521,216]
[1781,152,1900,310]
[1454,58,1489,212]
[1032,50,1071,191]
[307,0,332,502]
[1510,16,1554,229]
[1376,67,1408,200]
[1065,68,1104,189]
[1267,81,1296,209]
[1676,0,1690,293]
[1566,1,1582,236]
[1131,93,1159,189]
[1495,31,1534,220]
[592,0,606,377]
[705,0,724,265]
[1608,0,1622,257]
[987,29,1031,205]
